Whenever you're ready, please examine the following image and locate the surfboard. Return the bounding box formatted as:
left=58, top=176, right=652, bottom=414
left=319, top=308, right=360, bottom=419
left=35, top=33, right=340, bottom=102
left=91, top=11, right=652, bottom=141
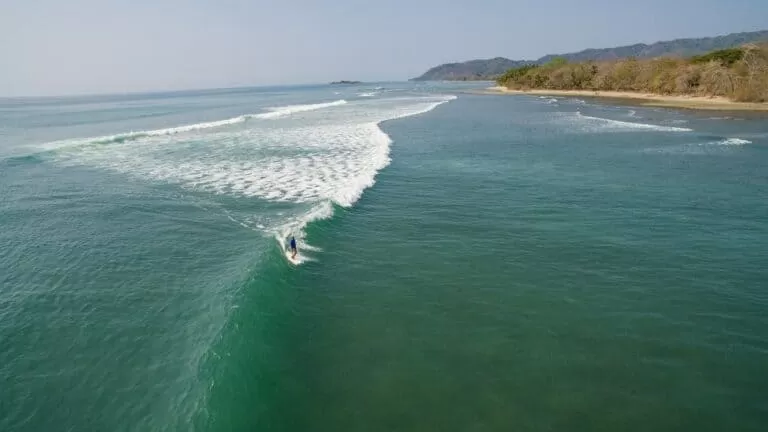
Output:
left=285, top=249, right=300, bottom=265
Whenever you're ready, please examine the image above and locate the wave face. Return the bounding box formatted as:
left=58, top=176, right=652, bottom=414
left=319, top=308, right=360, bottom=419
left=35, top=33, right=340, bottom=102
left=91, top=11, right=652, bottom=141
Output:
left=48, top=94, right=456, bottom=253
left=0, top=86, right=460, bottom=432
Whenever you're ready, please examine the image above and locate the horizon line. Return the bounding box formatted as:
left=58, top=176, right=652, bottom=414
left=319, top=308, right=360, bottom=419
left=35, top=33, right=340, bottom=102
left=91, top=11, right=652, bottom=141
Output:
left=0, top=79, right=405, bottom=101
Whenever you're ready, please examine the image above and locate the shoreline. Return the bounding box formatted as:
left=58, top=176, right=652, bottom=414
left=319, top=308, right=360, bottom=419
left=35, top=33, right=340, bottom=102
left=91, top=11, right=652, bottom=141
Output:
left=479, top=86, right=768, bottom=111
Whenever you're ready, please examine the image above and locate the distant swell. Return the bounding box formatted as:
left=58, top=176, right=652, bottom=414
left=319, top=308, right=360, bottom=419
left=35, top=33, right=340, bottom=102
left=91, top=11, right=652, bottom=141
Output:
left=42, top=116, right=252, bottom=149
left=35, top=100, right=349, bottom=150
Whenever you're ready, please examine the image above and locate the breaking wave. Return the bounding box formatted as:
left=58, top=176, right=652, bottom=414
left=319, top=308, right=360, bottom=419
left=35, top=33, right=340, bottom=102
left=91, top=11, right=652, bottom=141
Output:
left=35, top=100, right=349, bottom=149
left=719, top=138, right=752, bottom=145
left=254, top=99, right=347, bottom=119
left=48, top=94, right=456, bottom=263
left=568, top=112, right=693, bottom=132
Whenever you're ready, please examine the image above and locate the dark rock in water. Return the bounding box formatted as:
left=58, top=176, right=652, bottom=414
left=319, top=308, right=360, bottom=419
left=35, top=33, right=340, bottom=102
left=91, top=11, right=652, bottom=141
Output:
left=330, top=80, right=362, bottom=85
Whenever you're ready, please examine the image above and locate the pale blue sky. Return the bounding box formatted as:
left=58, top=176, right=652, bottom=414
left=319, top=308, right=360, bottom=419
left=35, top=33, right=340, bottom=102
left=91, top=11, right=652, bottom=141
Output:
left=1, top=0, right=766, bottom=96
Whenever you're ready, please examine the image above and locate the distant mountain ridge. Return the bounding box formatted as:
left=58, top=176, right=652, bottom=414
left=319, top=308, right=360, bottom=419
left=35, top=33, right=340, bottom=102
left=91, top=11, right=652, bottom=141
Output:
left=411, top=30, right=768, bottom=81
left=412, top=57, right=531, bottom=81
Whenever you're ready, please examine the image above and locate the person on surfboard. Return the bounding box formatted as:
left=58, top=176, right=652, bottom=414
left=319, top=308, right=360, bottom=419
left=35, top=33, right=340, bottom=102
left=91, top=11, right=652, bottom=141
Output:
left=290, top=236, right=297, bottom=259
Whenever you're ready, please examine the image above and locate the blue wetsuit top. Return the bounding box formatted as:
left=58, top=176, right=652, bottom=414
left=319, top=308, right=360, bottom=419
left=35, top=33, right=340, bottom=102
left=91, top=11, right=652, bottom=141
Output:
left=290, top=238, right=296, bottom=249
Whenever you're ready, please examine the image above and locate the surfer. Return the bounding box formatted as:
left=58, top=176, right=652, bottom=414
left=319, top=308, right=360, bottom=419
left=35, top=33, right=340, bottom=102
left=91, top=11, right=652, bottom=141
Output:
left=290, top=236, right=297, bottom=259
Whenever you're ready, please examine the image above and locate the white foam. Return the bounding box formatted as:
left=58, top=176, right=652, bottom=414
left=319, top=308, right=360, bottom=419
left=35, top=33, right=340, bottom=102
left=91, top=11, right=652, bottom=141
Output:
left=37, top=115, right=253, bottom=150
left=571, top=112, right=693, bottom=132
left=642, top=137, right=753, bottom=154
left=719, top=138, right=752, bottom=145
left=35, top=100, right=350, bottom=152
left=358, top=92, right=378, bottom=97
left=254, top=99, right=347, bottom=119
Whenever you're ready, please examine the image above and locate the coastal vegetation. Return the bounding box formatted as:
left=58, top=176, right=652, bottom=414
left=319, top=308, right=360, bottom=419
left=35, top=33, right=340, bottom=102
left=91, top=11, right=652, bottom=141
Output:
left=496, top=44, right=768, bottom=102
left=411, top=30, right=768, bottom=81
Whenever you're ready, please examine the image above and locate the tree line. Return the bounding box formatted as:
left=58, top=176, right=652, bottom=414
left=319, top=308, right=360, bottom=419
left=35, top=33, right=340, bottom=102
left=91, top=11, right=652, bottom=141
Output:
left=496, top=45, right=768, bottom=102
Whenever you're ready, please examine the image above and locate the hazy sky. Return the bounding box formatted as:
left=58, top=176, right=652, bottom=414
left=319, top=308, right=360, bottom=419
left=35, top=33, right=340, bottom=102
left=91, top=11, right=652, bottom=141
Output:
left=2, top=0, right=767, bottom=96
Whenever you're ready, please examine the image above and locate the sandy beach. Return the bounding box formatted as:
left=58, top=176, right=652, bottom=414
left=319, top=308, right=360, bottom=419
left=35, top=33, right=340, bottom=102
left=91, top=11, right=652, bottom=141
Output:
left=481, top=86, right=768, bottom=111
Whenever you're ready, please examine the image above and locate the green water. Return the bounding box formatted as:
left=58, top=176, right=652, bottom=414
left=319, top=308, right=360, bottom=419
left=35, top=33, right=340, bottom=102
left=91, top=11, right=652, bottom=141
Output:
left=1, top=86, right=767, bottom=431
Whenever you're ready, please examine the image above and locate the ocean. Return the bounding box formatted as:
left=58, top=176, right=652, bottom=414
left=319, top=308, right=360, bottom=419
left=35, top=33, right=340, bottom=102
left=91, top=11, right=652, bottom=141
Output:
left=1, top=83, right=767, bottom=431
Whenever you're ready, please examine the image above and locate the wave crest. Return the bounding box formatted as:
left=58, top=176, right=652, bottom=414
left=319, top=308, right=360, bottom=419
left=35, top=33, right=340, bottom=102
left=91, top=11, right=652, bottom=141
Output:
left=35, top=100, right=349, bottom=150
left=719, top=138, right=752, bottom=145
left=254, top=100, right=347, bottom=119
left=573, top=112, right=693, bottom=132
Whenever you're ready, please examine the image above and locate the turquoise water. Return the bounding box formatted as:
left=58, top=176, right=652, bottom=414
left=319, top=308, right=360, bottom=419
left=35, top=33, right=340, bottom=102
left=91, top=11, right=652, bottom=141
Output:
left=1, top=84, right=767, bottom=431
